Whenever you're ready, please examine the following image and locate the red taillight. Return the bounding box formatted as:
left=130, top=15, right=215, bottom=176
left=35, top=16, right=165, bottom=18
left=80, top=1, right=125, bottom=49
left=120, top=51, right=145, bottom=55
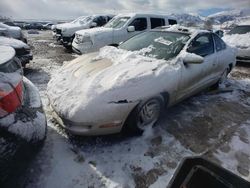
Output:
left=0, top=81, right=23, bottom=116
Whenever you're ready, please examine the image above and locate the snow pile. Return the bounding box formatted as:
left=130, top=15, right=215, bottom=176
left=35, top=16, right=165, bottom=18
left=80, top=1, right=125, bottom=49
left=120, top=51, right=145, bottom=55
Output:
left=223, top=33, right=250, bottom=48
left=0, top=45, right=15, bottom=64
left=48, top=46, right=180, bottom=122
left=214, top=120, right=250, bottom=181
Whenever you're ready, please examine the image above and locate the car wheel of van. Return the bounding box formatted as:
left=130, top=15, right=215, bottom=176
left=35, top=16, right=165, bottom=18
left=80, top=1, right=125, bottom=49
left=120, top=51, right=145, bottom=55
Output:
left=123, top=96, right=164, bottom=135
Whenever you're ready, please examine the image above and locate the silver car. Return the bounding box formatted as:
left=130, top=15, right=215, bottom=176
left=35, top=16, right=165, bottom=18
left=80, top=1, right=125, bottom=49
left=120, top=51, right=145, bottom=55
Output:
left=48, top=26, right=236, bottom=136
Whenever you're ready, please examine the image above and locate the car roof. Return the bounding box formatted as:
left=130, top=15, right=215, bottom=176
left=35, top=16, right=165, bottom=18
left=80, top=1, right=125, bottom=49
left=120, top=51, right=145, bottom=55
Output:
left=0, top=45, right=15, bottom=65
left=154, top=25, right=211, bottom=35
left=116, top=13, right=175, bottom=19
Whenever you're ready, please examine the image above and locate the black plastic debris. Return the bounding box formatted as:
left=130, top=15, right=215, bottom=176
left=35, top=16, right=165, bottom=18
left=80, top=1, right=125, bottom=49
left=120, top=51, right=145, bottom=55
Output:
left=167, top=157, right=250, bottom=188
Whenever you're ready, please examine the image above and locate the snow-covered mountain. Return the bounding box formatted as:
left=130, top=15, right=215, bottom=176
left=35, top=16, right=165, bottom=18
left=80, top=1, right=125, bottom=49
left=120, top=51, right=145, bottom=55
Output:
left=0, top=15, right=11, bottom=22
left=208, top=9, right=250, bottom=24
left=171, top=13, right=205, bottom=26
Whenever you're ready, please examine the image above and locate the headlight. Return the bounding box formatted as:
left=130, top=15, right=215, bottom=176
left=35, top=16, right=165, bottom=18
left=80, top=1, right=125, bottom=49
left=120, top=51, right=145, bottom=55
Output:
left=62, top=28, right=67, bottom=32
left=75, top=34, right=92, bottom=44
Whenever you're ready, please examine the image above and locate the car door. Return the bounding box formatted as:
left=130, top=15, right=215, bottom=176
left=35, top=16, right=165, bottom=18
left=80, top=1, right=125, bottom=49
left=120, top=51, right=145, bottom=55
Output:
left=213, top=33, right=229, bottom=78
left=176, top=33, right=216, bottom=101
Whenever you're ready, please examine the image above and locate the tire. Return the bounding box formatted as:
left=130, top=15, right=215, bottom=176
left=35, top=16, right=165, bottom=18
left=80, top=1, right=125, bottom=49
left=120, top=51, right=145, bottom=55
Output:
left=123, top=96, right=164, bottom=135
left=211, top=67, right=229, bottom=90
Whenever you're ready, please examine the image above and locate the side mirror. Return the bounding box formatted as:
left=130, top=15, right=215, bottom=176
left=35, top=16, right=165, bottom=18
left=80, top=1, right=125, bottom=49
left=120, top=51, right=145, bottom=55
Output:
left=127, top=26, right=135, bottom=32
left=215, top=30, right=224, bottom=38
left=183, top=52, right=204, bottom=64
left=90, top=22, right=97, bottom=28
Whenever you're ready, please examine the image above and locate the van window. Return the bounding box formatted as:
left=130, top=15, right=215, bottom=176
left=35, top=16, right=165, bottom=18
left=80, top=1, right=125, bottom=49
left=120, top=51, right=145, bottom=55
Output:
left=129, top=18, right=147, bottom=31
left=150, top=18, right=165, bottom=29
left=168, top=19, right=177, bottom=25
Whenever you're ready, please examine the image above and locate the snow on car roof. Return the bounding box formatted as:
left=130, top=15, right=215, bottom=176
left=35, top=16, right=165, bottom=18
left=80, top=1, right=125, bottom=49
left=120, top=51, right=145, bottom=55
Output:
left=155, top=25, right=210, bottom=35
left=0, top=45, right=15, bottom=65
left=116, top=13, right=173, bottom=18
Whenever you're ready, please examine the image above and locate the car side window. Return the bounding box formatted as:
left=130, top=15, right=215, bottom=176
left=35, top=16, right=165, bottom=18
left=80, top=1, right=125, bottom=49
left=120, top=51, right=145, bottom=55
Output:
left=150, top=18, right=165, bottom=29
left=168, top=19, right=177, bottom=25
left=187, top=33, right=214, bottom=57
left=129, top=18, right=147, bottom=31
left=213, top=34, right=226, bottom=52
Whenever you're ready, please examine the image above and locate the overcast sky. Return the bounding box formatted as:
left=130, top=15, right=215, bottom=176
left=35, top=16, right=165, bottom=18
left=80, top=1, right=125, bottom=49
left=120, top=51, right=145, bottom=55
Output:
left=0, top=0, right=250, bottom=20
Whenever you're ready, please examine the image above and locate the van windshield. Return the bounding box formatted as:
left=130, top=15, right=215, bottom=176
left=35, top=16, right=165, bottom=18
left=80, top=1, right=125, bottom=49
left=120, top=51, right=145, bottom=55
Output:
left=104, top=17, right=130, bottom=29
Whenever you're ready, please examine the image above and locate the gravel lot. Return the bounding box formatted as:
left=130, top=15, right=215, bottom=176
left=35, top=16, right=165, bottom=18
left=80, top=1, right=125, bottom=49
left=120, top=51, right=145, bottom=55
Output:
left=16, top=30, right=250, bottom=188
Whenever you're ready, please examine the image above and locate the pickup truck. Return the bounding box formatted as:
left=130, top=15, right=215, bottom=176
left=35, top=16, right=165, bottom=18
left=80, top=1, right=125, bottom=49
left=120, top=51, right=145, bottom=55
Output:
left=72, top=13, right=177, bottom=54
left=54, top=15, right=114, bottom=49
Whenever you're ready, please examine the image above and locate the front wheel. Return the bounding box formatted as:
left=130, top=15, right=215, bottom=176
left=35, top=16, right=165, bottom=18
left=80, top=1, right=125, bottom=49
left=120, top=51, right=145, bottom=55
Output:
left=123, top=96, right=164, bottom=134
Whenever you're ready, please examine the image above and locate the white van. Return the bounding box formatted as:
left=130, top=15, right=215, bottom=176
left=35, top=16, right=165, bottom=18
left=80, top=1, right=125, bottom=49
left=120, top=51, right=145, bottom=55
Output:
left=54, top=15, right=114, bottom=49
left=72, top=13, right=177, bottom=54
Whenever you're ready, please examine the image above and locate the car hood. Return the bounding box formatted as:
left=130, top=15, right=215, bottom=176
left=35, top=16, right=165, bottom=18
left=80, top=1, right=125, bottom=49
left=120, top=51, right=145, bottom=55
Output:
left=47, top=46, right=180, bottom=121
left=75, top=27, right=113, bottom=37
left=223, top=33, right=250, bottom=48
left=61, top=23, right=90, bottom=35
left=0, top=36, right=28, bottom=49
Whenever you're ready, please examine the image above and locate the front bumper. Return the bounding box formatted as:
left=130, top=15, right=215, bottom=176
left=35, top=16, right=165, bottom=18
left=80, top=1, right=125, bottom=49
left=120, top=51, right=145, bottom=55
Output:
left=49, top=99, right=138, bottom=136
left=50, top=105, right=123, bottom=136
left=17, top=52, right=33, bottom=67
left=0, top=77, right=47, bottom=142
left=61, top=36, right=73, bottom=47
left=72, top=39, right=96, bottom=54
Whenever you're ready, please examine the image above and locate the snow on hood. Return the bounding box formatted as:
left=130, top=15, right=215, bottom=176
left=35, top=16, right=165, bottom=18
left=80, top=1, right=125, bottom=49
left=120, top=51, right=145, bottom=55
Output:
left=60, top=22, right=89, bottom=30
left=223, top=33, right=250, bottom=48
left=48, top=46, right=180, bottom=121
left=75, top=27, right=113, bottom=36
left=0, top=36, right=28, bottom=49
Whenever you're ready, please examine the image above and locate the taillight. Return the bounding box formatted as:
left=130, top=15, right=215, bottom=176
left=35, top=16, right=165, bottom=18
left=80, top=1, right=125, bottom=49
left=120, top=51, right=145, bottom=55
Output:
left=0, top=81, right=23, bottom=117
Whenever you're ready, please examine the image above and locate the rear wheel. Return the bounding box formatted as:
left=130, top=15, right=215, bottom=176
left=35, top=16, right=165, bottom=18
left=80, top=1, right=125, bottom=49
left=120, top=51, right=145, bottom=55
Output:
left=123, top=96, right=164, bottom=134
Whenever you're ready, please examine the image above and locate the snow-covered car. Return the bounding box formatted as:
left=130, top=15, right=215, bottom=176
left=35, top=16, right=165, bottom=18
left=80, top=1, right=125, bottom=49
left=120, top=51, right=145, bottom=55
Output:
left=0, top=46, right=47, bottom=184
left=0, top=36, right=33, bottom=67
left=48, top=26, right=236, bottom=136
left=0, top=22, right=27, bottom=43
left=72, top=13, right=178, bottom=54
left=55, top=15, right=114, bottom=49
left=43, top=23, right=53, bottom=30
left=223, top=25, right=250, bottom=63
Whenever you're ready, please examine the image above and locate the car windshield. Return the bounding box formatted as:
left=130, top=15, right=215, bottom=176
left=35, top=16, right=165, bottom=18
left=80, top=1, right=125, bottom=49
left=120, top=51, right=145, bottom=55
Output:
left=119, top=31, right=190, bottom=61
left=228, top=25, right=250, bottom=34
left=72, top=16, right=91, bottom=24
left=104, top=17, right=130, bottom=29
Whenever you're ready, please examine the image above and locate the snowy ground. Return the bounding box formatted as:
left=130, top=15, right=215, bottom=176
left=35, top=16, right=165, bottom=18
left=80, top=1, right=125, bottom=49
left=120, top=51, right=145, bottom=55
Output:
left=17, top=30, right=250, bottom=188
